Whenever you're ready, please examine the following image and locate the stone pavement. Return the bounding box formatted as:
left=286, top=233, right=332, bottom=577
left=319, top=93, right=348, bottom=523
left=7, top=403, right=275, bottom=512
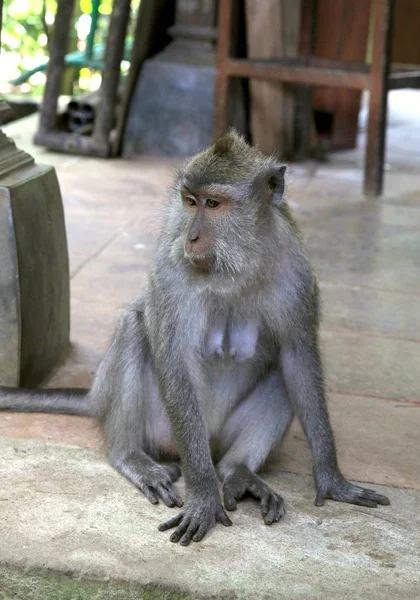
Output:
left=0, top=91, right=419, bottom=598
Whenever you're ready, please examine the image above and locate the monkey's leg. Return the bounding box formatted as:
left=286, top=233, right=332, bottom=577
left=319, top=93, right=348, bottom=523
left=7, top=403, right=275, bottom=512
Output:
left=96, top=303, right=183, bottom=508
left=217, top=371, right=292, bottom=525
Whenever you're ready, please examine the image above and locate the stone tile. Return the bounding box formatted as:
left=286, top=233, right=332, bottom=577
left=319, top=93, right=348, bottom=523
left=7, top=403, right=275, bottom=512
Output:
left=70, top=225, right=155, bottom=306
left=383, top=173, right=420, bottom=203
left=319, top=282, right=420, bottom=341
left=296, top=198, right=420, bottom=230
left=272, top=393, right=420, bottom=490
left=46, top=342, right=99, bottom=388
left=300, top=214, right=420, bottom=292
left=70, top=298, right=118, bottom=353
left=65, top=213, right=121, bottom=277
left=321, top=330, right=420, bottom=402
left=303, top=211, right=420, bottom=263
left=0, top=413, right=101, bottom=448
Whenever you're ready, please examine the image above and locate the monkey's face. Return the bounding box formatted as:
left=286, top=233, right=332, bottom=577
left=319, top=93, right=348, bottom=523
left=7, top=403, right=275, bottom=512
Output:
left=167, top=130, right=287, bottom=282
left=170, top=182, right=269, bottom=280
left=181, top=188, right=231, bottom=270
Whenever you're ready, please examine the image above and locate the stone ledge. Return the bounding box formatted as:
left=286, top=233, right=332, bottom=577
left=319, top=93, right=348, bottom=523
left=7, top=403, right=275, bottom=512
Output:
left=0, top=436, right=419, bottom=599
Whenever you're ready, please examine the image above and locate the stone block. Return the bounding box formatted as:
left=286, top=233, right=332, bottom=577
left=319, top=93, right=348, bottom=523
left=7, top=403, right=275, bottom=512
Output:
left=0, top=130, right=70, bottom=387
left=122, top=60, right=246, bottom=158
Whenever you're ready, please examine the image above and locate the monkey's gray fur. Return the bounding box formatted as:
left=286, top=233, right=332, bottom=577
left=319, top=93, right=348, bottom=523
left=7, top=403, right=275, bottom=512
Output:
left=0, top=130, right=389, bottom=545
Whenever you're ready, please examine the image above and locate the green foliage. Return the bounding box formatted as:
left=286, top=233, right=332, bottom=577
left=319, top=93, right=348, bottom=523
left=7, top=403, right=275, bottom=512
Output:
left=1, top=0, right=140, bottom=99
left=2, top=0, right=57, bottom=96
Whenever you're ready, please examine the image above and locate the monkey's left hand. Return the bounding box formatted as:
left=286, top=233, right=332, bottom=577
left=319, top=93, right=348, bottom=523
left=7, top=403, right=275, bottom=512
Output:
left=315, top=470, right=390, bottom=508
left=158, top=491, right=232, bottom=545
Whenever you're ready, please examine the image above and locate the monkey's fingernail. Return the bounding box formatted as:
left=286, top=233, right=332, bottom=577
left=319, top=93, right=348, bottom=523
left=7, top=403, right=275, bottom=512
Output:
left=229, top=348, right=236, bottom=358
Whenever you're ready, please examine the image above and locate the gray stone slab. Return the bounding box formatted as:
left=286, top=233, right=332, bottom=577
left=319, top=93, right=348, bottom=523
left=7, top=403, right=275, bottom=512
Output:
left=0, top=126, right=70, bottom=387
left=0, top=192, right=20, bottom=385
left=0, top=437, right=419, bottom=600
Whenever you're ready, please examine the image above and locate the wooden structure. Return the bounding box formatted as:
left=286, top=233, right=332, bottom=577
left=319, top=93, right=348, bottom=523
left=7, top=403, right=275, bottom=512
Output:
left=214, top=0, right=420, bottom=196
left=34, top=0, right=132, bottom=156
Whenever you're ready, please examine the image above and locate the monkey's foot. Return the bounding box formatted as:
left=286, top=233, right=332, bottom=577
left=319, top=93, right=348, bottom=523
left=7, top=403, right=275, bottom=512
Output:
left=222, top=465, right=285, bottom=525
left=119, top=457, right=183, bottom=508
left=315, top=472, right=390, bottom=508
left=158, top=492, right=232, bottom=545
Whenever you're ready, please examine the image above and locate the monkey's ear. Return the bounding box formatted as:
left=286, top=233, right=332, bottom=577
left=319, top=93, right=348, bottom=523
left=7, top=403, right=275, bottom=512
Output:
left=254, top=165, right=286, bottom=207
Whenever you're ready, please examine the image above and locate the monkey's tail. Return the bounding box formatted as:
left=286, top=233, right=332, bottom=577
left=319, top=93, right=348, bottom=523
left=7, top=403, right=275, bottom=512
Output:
left=0, top=387, right=93, bottom=417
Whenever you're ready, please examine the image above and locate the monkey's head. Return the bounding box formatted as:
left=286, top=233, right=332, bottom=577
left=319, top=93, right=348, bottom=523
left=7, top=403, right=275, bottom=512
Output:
left=168, top=129, right=287, bottom=285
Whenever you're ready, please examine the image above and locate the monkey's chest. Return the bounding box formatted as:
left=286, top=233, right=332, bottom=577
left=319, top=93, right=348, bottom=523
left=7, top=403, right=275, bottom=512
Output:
left=204, top=317, right=259, bottom=363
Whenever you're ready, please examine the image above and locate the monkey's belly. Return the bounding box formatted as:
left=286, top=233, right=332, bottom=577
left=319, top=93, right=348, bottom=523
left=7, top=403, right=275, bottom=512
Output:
left=204, top=320, right=259, bottom=363
left=146, top=349, right=268, bottom=449
left=204, top=354, right=268, bottom=435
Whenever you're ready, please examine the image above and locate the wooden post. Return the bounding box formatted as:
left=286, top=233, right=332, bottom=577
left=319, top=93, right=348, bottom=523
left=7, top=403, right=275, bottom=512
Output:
left=214, top=0, right=233, bottom=139
left=37, top=0, right=74, bottom=133
left=93, top=0, right=132, bottom=147
left=364, top=0, right=393, bottom=196
left=245, top=0, right=301, bottom=157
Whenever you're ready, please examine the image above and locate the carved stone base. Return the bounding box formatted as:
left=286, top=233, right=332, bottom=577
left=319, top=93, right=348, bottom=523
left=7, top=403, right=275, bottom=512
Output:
left=122, top=59, right=246, bottom=158
left=0, top=127, right=70, bottom=387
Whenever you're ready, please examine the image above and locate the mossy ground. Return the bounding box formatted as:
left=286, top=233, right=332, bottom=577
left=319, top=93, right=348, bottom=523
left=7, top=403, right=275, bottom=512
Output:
left=0, top=566, right=205, bottom=600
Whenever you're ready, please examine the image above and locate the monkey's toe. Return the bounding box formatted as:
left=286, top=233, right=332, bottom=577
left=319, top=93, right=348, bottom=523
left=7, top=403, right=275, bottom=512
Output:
left=262, top=492, right=285, bottom=525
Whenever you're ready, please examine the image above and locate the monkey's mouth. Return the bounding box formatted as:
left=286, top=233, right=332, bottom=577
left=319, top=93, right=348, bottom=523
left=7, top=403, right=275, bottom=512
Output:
left=187, top=254, right=214, bottom=269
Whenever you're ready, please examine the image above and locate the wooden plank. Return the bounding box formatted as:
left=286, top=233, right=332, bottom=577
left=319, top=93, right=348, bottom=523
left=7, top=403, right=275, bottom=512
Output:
left=225, top=58, right=370, bottom=89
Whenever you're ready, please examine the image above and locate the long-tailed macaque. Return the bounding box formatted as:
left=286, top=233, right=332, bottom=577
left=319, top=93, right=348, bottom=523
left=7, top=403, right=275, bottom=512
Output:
left=0, top=130, right=390, bottom=545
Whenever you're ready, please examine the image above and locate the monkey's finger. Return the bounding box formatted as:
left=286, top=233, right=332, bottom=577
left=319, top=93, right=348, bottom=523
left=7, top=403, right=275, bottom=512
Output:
left=223, top=490, right=238, bottom=511
left=193, top=524, right=208, bottom=542
left=216, top=507, right=233, bottom=527
left=260, top=490, right=271, bottom=517
left=263, top=493, right=285, bottom=525
left=342, top=495, right=377, bottom=508
left=156, top=485, right=175, bottom=508
left=163, top=463, right=182, bottom=483
left=156, top=483, right=183, bottom=508
left=315, top=491, right=326, bottom=506
left=354, top=488, right=390, bottom=506
left=180, top=523, right=200, bottom=546
left=142, top=486, right=159, bottom=505
left=158, top=513, right=183, bottom=532
left=170, top=518, right=191, bottom=543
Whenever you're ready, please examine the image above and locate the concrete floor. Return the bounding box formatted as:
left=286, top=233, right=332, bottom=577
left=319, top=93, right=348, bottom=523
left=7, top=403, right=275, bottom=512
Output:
left=0, top=91, right=419, bottom=598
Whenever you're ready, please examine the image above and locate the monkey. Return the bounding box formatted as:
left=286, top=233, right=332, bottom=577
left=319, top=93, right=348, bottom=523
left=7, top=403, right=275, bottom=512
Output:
left=0, top=130, right=390, bottom=546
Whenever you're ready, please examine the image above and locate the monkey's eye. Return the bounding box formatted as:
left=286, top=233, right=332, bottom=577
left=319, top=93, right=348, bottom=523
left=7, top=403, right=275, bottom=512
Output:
left=185, top=196, right=197, bottom=207
left=206, top=199, right=220, bottom=209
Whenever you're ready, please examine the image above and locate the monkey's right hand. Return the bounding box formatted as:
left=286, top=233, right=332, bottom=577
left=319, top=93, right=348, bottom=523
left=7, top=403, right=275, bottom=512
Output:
left=158, top=491, right=232, bottom=545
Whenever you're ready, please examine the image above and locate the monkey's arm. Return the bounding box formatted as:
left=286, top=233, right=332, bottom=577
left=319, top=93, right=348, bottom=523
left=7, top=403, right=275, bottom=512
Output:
left=281, top=330, right=390, bottom=508
left=152, top=336, right=232, bottom=545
